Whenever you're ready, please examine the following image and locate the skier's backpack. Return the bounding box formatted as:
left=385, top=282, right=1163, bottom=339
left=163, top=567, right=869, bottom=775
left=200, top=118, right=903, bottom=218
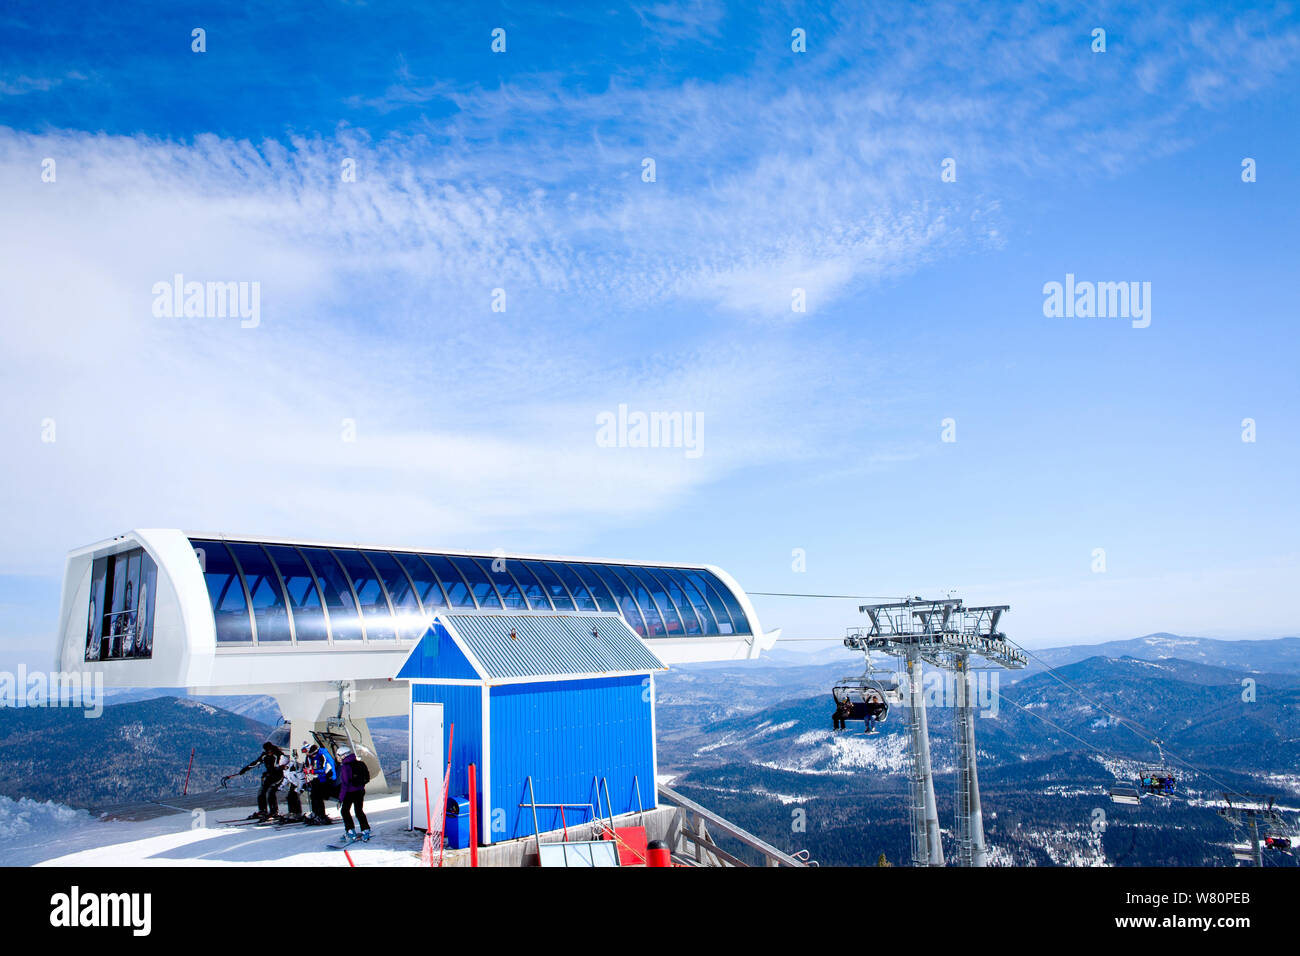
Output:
left=353, top=758, right=371, bottom=787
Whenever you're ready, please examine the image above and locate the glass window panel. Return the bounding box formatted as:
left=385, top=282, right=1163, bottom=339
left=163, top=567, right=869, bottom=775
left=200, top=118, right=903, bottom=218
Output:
left=448, top=556, right=502, bottom=608
left=136, top=552, right=157, bottom=659
left=587, top=565, right=647, bottom=636
left=685, top=570, right=735, bottom=635
left=630, top=567, right=692, bottom=636
left=104, top=552, right=131, bottom=657
left=299, top=547, right=363, bottom=641
left=191, top=540, right=253, bottom=644
left=700, top=571, right=751, bottom=635
left=422, top=554, right=476, bottom=608
left=661, top=568, right=721, bottom=636
left=111, top=551, right=143, bottom=659
left=521, top=560, right=572, bottom=610
left=545, top=561, right=596, bottom=610
left=565, top=562, right=616, bottom=612
left=646, top=567, right=702, bottom=636
left=506, top=560, right=553, bottom=610
left=394, top=552, right=447, bottom=610
left=603, top=565, right=665, bottom=636
left=226, top=543, right=292, bottom=644
left=367, top=551, right=427, bottom=640
left=263, top=545, right=328, bottom=643
left=477, top=557, right=527, bottom=609
left=85, top=556, right=108, bottom=661
left=334, top=549, right=397, bottom=641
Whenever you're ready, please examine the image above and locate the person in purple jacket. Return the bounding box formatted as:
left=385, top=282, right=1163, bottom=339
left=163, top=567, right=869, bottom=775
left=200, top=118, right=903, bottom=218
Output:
left=335, top=745, right=371, bottom=843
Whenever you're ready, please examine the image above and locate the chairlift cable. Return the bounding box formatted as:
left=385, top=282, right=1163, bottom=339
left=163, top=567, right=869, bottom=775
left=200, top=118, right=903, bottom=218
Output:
left=748, top=592, right=908, bottom=600
left=997, top=694, right=1130, bottom=766
left=1004, top=638, right=1238, bottom=795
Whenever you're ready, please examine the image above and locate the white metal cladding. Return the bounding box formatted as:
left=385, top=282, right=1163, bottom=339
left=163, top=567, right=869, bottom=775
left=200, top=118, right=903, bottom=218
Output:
left=442, top=611, right=666, bottom=681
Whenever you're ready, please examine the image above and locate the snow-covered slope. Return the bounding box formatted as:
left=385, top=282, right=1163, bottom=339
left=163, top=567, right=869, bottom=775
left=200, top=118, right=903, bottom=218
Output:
left=2, top=793, right=423, bottom=867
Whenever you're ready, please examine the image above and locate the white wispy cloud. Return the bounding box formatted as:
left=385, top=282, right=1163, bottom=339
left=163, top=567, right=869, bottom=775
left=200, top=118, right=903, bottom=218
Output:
left=2, top=1, right=1297, bottom=576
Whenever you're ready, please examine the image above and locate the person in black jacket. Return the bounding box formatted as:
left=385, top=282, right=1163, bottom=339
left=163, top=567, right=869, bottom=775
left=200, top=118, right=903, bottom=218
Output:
left=832, top=694, right=852, bottom=731
left=235, top=742, right=286, bottom=820
left=864, top=698, right=887, bottom=734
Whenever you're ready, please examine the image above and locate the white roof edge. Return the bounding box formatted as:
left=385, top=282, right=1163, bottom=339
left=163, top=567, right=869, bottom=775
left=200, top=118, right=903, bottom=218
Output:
left=704, top=563, right=766, bottom=658
left=175, top=529, right=740, bottom=574
left=485, top=667, right=667, bottom=685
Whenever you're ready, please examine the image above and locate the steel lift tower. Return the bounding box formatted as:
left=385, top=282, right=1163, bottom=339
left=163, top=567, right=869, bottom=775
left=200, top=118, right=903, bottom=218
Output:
left=846, top=598, right=1026, bottom=867
left=1218, top=793, right=1284, bottom=867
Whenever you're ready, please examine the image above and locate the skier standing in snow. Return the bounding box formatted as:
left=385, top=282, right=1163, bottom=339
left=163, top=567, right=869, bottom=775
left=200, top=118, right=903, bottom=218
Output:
left=234, top=741, right=287, bottom=821
left=282, top=749, right=306, bottom=821
left=303, top=742, right=337, bottom=824
left=335, top=745, right=371, bottom=843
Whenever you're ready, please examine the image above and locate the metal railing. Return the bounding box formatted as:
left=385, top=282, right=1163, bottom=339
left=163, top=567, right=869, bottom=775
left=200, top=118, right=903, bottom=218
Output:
left=657, top=783, right=812, bottom=867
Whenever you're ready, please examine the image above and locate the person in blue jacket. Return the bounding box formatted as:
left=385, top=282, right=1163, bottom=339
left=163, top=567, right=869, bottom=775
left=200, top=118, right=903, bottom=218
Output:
left=303, top=742, right=337, bottom=824
left=335, top=745, right=370, bottom=843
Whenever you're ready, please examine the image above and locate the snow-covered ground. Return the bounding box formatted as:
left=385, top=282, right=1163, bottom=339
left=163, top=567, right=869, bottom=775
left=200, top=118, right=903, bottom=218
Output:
left=1, top=793, right=425, bottom=867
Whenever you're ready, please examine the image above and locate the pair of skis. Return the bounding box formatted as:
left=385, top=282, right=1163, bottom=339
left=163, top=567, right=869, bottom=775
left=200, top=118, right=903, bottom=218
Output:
left=216, top=814, right=305, bottom=828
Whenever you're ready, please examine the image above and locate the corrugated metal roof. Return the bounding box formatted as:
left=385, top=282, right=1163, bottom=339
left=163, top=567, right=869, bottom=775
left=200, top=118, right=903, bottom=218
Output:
left=442, top=612, right=666, bottom=680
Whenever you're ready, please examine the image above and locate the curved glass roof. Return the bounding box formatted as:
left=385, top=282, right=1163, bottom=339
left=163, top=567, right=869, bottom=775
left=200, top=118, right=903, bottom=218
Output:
left=188, top=537, right=751, bottom=647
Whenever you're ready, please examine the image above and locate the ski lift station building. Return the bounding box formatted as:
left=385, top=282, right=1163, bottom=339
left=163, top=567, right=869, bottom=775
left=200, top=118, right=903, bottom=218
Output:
left=52, top=529, right=780, bottom=800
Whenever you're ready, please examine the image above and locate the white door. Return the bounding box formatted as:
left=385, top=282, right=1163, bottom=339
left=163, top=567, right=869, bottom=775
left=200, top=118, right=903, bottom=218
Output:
left=409, top=702, right=445, bottom=831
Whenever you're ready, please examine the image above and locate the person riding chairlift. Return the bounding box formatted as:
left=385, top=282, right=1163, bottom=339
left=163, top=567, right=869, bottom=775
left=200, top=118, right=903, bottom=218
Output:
left=832, top=693, right=853, bottom=731
left=863, top=697, right=887, bottom=734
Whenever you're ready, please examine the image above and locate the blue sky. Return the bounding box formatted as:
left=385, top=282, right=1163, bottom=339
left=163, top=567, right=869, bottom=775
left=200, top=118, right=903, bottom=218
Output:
left=1, top=1, right=1298, bottom=665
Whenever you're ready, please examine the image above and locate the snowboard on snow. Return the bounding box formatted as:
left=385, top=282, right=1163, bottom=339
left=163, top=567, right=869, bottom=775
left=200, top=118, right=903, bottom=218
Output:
left=326, top=836, right=371, bottom=849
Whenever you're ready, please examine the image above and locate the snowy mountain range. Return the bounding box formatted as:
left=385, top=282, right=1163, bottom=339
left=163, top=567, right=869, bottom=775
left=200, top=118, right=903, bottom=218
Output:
left=654, top=635, right=1300, bottom=866
left=0, top=633, right=1296, bottom=866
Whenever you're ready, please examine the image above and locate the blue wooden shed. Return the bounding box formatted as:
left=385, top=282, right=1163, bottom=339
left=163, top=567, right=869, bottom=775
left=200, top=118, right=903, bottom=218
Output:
left=395, top=610, right=667, bottom=845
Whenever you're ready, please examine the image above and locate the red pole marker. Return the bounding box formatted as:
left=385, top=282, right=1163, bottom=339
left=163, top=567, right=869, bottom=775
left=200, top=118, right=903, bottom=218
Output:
left=344, top=849, right=356, bottom=867
left=468, top=763, right=478, bottom=868
left=183, top=747, right=195, bottom=796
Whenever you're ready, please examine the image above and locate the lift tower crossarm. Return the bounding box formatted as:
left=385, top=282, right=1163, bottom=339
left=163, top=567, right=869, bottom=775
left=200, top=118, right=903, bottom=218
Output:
left=848, top=599, right=1025, bottom=670
left=1218, top=793, right=1283, bottom=868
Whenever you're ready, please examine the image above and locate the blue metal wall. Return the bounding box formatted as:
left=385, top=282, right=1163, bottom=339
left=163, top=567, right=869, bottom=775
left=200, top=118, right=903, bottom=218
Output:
left=488, top=675, right=655, bottom=841
left=411, top=682, right=483, bottom=838
left=396, top=622, right=482, bottom=681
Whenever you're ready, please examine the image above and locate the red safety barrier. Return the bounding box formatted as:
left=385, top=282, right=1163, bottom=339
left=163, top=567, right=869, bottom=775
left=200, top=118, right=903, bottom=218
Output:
left=601, top=825, right=649, bottom=866
left=468, top=763, right=479, bottom=868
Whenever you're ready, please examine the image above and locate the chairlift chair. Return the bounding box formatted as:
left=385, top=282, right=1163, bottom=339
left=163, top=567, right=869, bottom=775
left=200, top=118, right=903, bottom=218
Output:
left=831, top=679, right=895, bottom=727
left=1136, top=741, right=1176, bottom=796
left=1108, top=784, right=1142, bottom=806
